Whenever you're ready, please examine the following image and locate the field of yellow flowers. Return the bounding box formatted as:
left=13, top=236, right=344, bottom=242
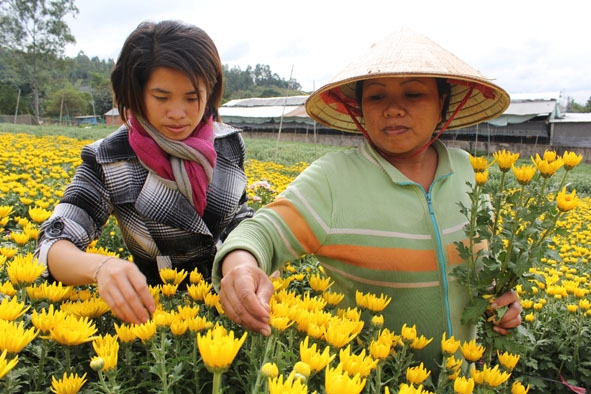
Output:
left=0, top=131, right=590, bottom=393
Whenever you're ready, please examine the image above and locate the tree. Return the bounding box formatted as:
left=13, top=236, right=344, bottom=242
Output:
left=0, top=0, right=78, bottom=124
left=44, top=83, right=90, bottom=120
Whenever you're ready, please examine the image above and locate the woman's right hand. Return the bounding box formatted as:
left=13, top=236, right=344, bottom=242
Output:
left=218, top=250, right=274, bottom=336
left=95, top=258, right=156, bottom=325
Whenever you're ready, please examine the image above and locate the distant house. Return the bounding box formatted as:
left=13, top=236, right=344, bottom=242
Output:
left=74, top=115, right=101, bottom=127
left=104, top=108, right=123, bottom=127
left=219, top=92, right=591, bottom=161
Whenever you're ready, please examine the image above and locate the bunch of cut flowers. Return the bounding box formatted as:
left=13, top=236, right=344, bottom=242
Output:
left=453, top=149, right=583, bottom=359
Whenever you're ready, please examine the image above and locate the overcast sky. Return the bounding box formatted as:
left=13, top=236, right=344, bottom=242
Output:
left=64, top=0, right=591, bottom=104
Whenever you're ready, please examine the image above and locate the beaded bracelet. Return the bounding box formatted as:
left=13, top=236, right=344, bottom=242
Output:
left=93, top=256, right=115, bottom=283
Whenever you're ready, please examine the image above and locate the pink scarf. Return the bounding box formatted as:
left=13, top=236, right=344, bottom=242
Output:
left=128, top=115, right=217, bottom=216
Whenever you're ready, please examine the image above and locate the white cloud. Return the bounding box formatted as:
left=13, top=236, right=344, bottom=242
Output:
left=65, top=0, right=591, bottom=104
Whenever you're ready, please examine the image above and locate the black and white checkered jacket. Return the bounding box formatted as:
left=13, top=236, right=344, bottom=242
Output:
left=36, top=123, right=253, bottom=284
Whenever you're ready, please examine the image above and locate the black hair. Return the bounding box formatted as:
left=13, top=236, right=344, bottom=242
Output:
left=110, top=20, right=223, bottom=123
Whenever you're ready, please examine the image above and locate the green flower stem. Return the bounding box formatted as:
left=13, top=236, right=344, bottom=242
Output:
left=250, top=332, right=276, bottom=394
left=157, top=330, right=170, bottom=394
left=466, top=182, right=483, bottom=299
left=34, top=337, right=49, bottom=391
left=557, top=168, right=570, bottom=192
left=97, top=370, right=116, bottom=394
left=537, top=176, right=549, bottom=202
left=64, top=346, right=72, bottom=372
left=212, top=371, right=223, bottom=394
left=530, top=211, right=562, bottom=252
left=192, top=334, right=200, bottom=390
left=499, top=183, right=526, bottom=293
left=492, top=170, right=507, bottom=237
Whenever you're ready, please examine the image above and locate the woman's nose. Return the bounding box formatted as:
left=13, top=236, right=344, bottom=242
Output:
left=167, top=107, right=185, bottom=119
left=384, top=99, right=405, bottom=118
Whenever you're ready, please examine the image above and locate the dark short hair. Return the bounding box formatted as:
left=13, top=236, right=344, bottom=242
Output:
left=110, top=20, right=223, bottom=124
left=355, top=78, right=451, bottom=124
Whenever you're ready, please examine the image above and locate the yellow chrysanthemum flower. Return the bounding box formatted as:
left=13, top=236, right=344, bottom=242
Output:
left=0, top=350, right=18, bottom=379
left=10, top=231, right=30, bottom=246
left=197, top=324, right=247, bottom=373
left=60, top=298, right=110, bottom=319
left=493, top=149, right=520, bottom=172
left=0, top=296, right=29, bottom=321
left=28, top=206, right=52, bottom=223
left=169, top=317, right=189, bottom=336
left=114, top=323, right=137, bottom=343
left=31, top=304, right=67, bottom=334
left=410, top=335, right=433, bottom=350
left=400, top=323, right=418, bottom=343
left=405, top=362, right=431, bottom=385
left=189, top=269, right=203, bottom=283
left=270, top=315, right=294, bottom=331
left=460, top=338, right=485, bottom=363
left=186, top=281, right=212, bottom=301
left=261, top=362, right=279, bottom=378
left=512, top=164, right=537, bottom=185
left=268, top=372, right=307, bottom=394
left=468, top=154, right=491, bottom=172
left=186, top=315, right=212, bottom=333
left=446, top=355, right=464, bottom=375
left=0, top=247, right=17, bottom=259
left=453, top=376, right=475, bottom=394
left=46, top=315, right=98, bottom=346
left=26, top=281, right=72, bottom=303
left=0, top=319, right=39, bottom=353
left=131, top=319, right=157, bottom=342
left=497, top=350, right=520, bottom=370
left=322, top=291, right=344, bottom=307
left=532, top=153, right=564, bottom=178
left=159, top=267, right=188, bottom=285
left=50, top=372, right=87, bottom=394
left=368, top=337, right=392, bottom=360
left=511, top=380, right=531, bottom=394
left=339, top=345, right=378, bottom=378
left=0, top=281, right=16, bottom=297
left=556, top=187, right=580, bottom=212
left=355, top=290, right=392, bottom=313
left=481, top=363, right=511, bottom=387
left=92, top=334, right=119, bottom=371
left=371, top=314, right=384, bottom=328
left=160, top=283, right=179, bottom=297
left=0, top=206, right=14, bottom=219
left=325, top=363, right=366, bottom=394
left=294, top=361, right=311, bottom=380
left=441, top=332, right=461, bottom=356
left=474, top=169, right=488, bottom=186
left=308, top=273, right=333, bottom=292
left=323, top=317, right=362, bottom=349
left=6, top=253, right=46, bottom=286
left=562, top=151, right=583, bottom=170
left=299, top=336, right=335, bottom=373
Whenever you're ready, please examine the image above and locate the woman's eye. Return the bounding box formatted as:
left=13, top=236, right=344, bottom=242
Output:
left=365, top=94, right=383, bottom=101
left=406, top=92, right=423, bottom=98
left=154, top=96, right=167, bottom=101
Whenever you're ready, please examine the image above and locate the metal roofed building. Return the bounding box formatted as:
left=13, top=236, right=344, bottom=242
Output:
left=219, top=92, right=590, bottom=160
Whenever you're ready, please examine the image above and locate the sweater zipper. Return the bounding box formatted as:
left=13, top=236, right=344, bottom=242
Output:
left=425, top=190, right=453, bottom=335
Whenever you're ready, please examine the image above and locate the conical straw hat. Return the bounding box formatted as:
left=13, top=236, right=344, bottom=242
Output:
left=305, top=28, right=510, bottom=133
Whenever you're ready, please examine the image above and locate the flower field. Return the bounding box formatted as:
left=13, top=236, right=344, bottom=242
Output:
left=0, top=131, right=590, bottom=393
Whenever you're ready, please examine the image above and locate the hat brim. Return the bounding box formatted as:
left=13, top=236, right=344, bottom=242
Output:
left=305, top=29, right=510, bottom=134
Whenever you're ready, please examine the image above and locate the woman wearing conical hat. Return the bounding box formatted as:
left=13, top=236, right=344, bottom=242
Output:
left=213, top=29, right=522, bottom=372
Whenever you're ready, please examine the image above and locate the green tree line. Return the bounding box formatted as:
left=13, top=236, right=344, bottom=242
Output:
left=0, top=0, right=305, bottom=124
left=1, top=0, right=588, bottom=125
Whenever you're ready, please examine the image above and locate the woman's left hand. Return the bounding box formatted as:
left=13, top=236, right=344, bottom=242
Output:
left=491, top=289, right=522, bottom=335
